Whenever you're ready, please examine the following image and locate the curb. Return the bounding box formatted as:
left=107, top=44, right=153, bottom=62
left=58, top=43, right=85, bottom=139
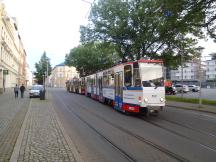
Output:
left=166, top=104, right=216, bottom=114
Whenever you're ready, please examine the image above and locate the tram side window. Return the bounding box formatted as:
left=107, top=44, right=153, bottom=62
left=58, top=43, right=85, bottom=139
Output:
left=103, top=72, right=108, bottom=87
left=98, top=77, right=102, bottom=89
left=108, top=70, right=114, bottom=86
left=87, top=77, right=90, bottom=86
left=93, top=77, right=96, bottom=86
left=114, top=74, right=118, bottom=93
left=133, top=68, right=141, bottom=87
left=82, top=78, right=85, bottom=86
left=124, top=65, right=132, bottom=87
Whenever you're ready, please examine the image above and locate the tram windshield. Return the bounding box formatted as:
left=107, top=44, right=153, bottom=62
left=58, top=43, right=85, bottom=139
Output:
left=139, top=63, right=164, bottom=87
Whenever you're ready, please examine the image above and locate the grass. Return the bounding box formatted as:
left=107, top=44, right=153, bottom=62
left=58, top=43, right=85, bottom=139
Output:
left=166, top=95, right=216, bottom=106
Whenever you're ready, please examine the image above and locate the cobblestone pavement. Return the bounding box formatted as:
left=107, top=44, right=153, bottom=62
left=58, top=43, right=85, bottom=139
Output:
left=0, top=90, right=30, bottom=162
left=13, top=92, right=78, bottom=162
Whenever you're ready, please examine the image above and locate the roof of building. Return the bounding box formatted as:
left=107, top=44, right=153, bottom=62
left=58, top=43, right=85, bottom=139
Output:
left=52, top=62, right=65, bottom=70
left=56, top=62, right=65, bottom=66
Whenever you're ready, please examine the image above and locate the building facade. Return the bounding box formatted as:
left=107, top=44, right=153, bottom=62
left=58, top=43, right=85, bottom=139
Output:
left=49, top=63, right=79, bottom=88
left=205, top=59, right=216, bottom=87
left=205, top=60, right=216, bottom=80
left=0, top=2, right=27, bottom=93
left=170, top=58, right=216, bottom=87
left=25, top=63, right=33, bottom=87
left=170, top=59, right=205, bottom=85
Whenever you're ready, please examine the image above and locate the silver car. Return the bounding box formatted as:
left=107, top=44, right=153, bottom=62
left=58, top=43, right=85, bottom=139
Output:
left=174, top=84, right=189, bottom=93
left=29, top=85, right=44, bottom=98
left=188, top=85, right=200, bottom=92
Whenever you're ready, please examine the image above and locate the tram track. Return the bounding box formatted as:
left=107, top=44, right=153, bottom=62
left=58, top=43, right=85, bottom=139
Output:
left=140, top=117, right=216, bottom=152
left=164, top=106, right=216, bottom=137
left=56, top=93, right=190, bottom=162
left=156, top=116, right=216, bottom=138
left=53, top=93, right=137, bottom=162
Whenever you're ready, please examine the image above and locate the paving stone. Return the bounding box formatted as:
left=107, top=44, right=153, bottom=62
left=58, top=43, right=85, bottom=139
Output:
left=0, top=90, right=30, bottom=161
left=16, top=93, right=76, bottom=162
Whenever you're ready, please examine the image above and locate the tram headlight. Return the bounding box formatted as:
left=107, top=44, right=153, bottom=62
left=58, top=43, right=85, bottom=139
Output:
left=144, top=98, right=148, bottom=103
left=160, top=97, right=165, bottom=102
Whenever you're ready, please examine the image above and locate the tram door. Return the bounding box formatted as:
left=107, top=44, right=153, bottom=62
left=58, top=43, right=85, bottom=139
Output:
left=114, top=72, right=123, bottom=110
left=98, top=76, right=103, bottom=99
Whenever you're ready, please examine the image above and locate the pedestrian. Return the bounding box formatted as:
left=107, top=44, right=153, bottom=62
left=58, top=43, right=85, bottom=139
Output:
left=20, top=84, right=26, bottom=98
left=14, top=84, right=19, bottom=98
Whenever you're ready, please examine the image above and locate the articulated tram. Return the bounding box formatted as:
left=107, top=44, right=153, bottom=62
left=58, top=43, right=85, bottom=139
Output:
left=66, top=59, right=165, bottom=115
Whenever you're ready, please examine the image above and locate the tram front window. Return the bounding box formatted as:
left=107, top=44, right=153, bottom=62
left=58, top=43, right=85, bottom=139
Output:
left=142, top=78, right=164, bottom=87
left=139, top=63, right=164, bottom=87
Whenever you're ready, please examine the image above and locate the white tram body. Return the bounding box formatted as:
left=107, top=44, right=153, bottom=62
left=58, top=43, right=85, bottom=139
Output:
left=68, top=59, right=165, bottom=115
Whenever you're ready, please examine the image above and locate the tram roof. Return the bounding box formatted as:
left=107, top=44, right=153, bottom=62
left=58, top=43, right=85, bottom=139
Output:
left=82, top=59, right=163, bottom=78
left=116, top=59, right=163, bottom=66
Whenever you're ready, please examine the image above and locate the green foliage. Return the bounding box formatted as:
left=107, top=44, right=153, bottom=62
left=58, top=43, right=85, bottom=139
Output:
left=80, top=0, right=215, bottom=68
left=34, top=51, right=52, bottom=84
left=65, top=42, right=120, bottom=76
left=166, top=96, right=216, bottom=106
left=210, top=53, right=216, bottom=60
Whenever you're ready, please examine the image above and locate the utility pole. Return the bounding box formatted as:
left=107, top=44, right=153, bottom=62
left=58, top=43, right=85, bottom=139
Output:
left=46, top=60, right=48, bottom=87
left=181, top=50, right=184, bottom=97
left=198, top=61, right=202, bottom=108
left=197, top=47, right=204, bottom=108
left=43, top=74, right=45, bottom=91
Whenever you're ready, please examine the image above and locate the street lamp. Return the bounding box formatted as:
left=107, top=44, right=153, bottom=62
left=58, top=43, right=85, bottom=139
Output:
left=43, top=74, right=45, bottom=90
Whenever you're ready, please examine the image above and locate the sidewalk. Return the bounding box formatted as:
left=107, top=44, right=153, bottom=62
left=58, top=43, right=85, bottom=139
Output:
left=10, top=91, right=82, bottom=162
left=0, top=89, right=29, bottom=162
left=166, top=101, right=216, bottom=114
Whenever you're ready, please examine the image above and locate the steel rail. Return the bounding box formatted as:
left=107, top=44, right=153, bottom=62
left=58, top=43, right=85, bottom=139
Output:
left=61, top=94, right=190, bottom=162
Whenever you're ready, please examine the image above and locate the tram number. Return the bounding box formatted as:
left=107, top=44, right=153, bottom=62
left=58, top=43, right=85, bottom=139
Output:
left=152, top=95, right=157, bottom=97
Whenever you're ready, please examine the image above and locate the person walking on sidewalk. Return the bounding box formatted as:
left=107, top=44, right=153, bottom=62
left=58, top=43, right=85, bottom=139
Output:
left=20, top=84, right=26, bottom=98
left=14, top=84, right=19, bottom=98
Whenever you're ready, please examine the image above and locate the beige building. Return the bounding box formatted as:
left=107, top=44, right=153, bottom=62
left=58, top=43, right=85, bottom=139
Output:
left=49, top=63, right=79, bottom=88
left=25, top=63, right=33, bottom=87
left=0, top=2, right=27, bottom=93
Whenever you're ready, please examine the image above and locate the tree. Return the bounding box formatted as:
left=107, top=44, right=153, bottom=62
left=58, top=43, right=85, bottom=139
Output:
left=34, top=52, right=52, bottom=84
left=65, top=42, right=119, bottom=76
left=80, top=0, right=215, bottom=68
left=210, top=53, right=216, bottom=60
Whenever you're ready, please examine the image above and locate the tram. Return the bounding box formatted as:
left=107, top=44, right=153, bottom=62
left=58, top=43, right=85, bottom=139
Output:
left=67, top=59, right=165, bottom=115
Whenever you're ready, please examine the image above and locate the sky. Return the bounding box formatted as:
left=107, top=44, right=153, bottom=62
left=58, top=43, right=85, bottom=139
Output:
left=3, top=0, right=93, bottom=71
left=3, top=0, right=216, bottom=71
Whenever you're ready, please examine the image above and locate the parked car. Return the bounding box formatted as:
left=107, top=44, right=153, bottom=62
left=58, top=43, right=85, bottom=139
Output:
left=188, top=85, right=200, bottom=92
left=29, top=85, right=44, bottom=98
left=174, top=84, right=189, bottom=93
left=165, top=86, right=177, bottom=95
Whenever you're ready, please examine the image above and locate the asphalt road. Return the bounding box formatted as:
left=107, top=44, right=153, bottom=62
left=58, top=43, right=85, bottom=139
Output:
left=51, top=88, right=216, bottom=162
left=175, top=88, right=216, bottom=100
